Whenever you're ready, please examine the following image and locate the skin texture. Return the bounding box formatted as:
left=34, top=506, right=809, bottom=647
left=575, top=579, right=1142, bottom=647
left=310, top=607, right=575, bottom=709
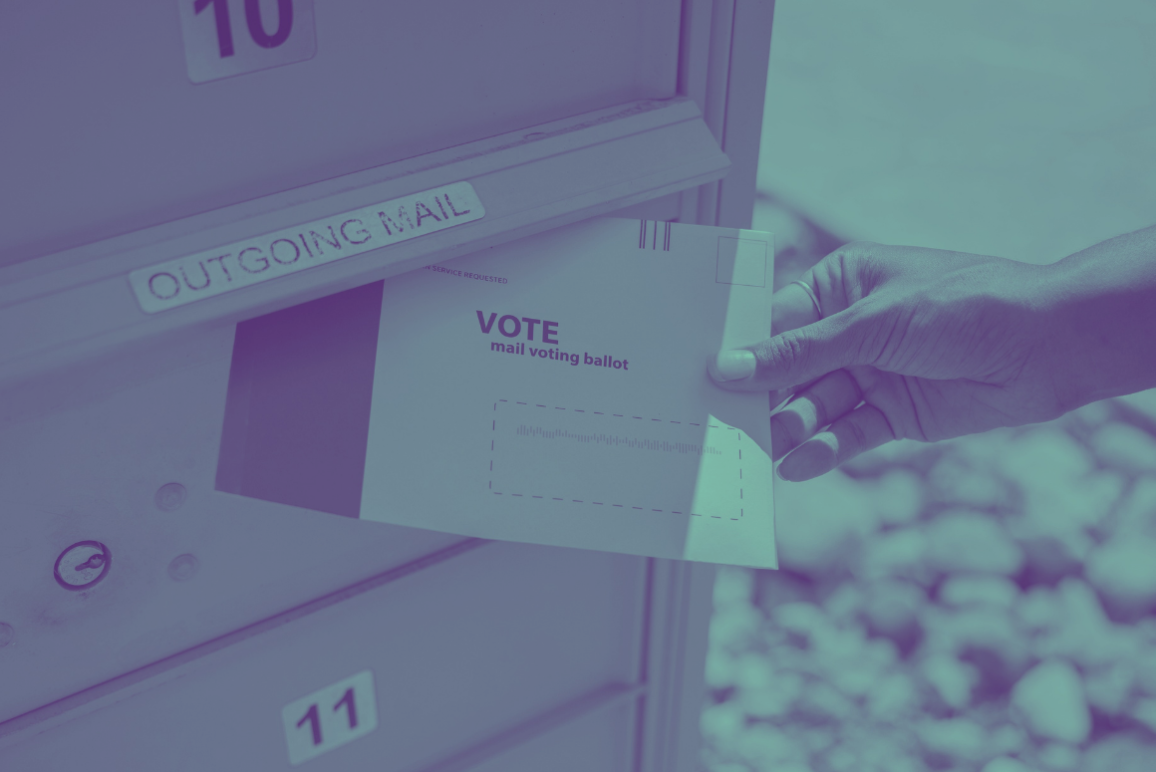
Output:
left=708, top=226, right=1156, bottom=482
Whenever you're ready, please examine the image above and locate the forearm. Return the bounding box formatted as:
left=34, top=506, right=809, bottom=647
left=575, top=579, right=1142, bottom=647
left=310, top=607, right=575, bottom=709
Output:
left=1041, top=224, right=1156, bottom=409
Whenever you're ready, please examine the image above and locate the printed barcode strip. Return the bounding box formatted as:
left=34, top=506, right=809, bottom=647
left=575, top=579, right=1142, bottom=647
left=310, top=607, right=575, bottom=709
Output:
left=637, top=220, right=673, bottom=251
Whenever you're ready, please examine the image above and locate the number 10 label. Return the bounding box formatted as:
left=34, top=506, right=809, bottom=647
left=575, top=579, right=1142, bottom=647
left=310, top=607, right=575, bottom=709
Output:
left=178, top=0, right=317, bottom=84
left=281, top=670, right=378, bottom=766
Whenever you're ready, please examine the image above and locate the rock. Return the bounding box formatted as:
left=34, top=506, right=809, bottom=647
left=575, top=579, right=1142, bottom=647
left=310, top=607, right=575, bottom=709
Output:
left=854, top=734, right=924, bottom=772
left=1083, top=661, right=1135, bottom=715
left=699, top=700, right=746, bottom=746
left=752, top=568, right=811, bottom=614
left=704, top=645, right=737, bottom=689
left=988, top=724, right=1028, bottom=757
left=734, top=723, right=807, bottom=768
left=945, top=427, right=1017, bottom=471
left=802, top=726, right=835, bottom=754
left=862, top=579, right=925, bottom=654
left=831, top=637, right=895, bottom=698
left=1038, top=742, right=1081, bottom=771
left=867, top=468, right=924, bottom=525
left=943, top=606, right=1032, bottom=694
left=1131, top=645, right=1156, bottom=697
left=1017, top=533, right=1084, bottom=585
left=927, top=452, right=1010, bottom=509
left=998, top=427, right=1121, bottom=540
left=1072, top=399, right=1114, bottom=426
left=842, top=436, right=931, bottom=472
left=1115, top=389, right=1156, bottom=422
left=732, top=652, right=774, bottom=692
left=996, top=426, right=1092, bottom=486
left=824, top=743, right=858, bottom=772
left=822, top=581, right=864, bottom=624
left=1111, top=475, right=1156, bottom=539
left=1085, top=535, right=1156, bottom=620
left=1128, top=696, right=1156, bottom=734
left=920, top=652, right=978, bottom=710
left=939, top=575, right=1019, bottom=607
left=793, top=680, right=855, bottom=722
left=811, top=617, right=868, bottom=666
left=713, top=565, right=755, bottom=606
left=982, top=758, right=1032, bottom=772
left=857, top=527, right=932, bottom=583
left=917, top=717, right=987, bottom=764
left=772, top=601, right=829, bottom=640
left=739, top=669, right=803, bottom=719
left=1017, top=586, right=1061, bottom=631
left=867, top=670, right=921, bottom=722
left=1091, top=421, right=1156, bottom=472
left=1083, top=731, right=1156, bottom=772
left=1009, top=659, right=1091, bottom=744
left=924, top=509, right=1023, bottom=575
left=774, top=471, right=880, bottom=578
left=1033, top=578, right=1136, bottom=670
left=708, top=603, right=763, bottom=654
left=919, top=599, right=1030, bottom=692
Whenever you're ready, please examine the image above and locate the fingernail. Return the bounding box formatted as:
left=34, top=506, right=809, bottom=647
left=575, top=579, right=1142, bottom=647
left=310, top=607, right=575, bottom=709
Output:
left=710, top=350, right=756, bottom=382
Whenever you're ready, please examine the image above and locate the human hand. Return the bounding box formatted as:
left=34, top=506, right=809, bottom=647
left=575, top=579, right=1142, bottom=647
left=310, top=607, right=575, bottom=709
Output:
left=707, top=241, right=1071, bottom=481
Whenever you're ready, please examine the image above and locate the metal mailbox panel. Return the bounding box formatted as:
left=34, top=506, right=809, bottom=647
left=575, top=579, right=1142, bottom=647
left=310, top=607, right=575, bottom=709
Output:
left=0, top=541, right=645, bottom=770
left=0, top=316, right=469, bottom=721
left=466, top=702, right=634, bottom=772
left=1, top=0, right=679, bottom=267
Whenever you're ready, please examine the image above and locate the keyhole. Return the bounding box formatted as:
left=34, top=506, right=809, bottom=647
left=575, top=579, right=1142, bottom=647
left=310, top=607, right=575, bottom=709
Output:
left=75, top=554, right=105, bottom=571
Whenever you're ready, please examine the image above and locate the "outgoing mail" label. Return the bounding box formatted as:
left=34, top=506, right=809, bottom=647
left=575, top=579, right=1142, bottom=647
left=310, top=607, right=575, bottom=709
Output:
left=128, top=181, right=485, bottom=314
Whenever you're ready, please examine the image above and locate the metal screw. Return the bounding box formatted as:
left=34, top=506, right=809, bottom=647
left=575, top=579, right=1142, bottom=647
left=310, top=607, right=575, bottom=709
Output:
left=54, top=541, right=111, bottom=591
left=168, top=554, right=200, bottom=582
left=155, top=482, right=188, bottom=512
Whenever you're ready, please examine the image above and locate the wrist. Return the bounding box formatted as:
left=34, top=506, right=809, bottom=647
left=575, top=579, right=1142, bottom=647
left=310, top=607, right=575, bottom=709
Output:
left=1041, top=225, right=1156, bottom=410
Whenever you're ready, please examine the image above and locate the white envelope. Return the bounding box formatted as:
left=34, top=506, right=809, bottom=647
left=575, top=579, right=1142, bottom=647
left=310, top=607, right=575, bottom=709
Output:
left=361, top=217, right=778, bottom=569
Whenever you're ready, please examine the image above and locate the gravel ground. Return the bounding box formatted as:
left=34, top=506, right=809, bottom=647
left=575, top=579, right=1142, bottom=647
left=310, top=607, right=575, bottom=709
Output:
left=701, top=199, right=1156, bottom=772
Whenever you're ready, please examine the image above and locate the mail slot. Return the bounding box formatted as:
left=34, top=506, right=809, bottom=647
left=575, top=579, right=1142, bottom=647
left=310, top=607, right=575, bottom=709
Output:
left=0, top=1, right=776, bottom=769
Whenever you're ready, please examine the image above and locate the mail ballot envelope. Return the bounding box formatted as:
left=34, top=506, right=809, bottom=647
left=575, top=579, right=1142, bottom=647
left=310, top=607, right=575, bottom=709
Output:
left=215, top=216, right=779, bottom=569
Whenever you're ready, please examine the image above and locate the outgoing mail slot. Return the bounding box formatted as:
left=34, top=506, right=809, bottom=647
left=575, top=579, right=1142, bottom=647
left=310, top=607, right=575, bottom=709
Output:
left=0, top=1, right=776, bottom=769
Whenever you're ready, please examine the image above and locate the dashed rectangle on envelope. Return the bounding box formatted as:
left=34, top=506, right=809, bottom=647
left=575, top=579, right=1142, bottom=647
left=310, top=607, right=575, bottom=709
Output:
left=488, top=399, right=747, bottom=521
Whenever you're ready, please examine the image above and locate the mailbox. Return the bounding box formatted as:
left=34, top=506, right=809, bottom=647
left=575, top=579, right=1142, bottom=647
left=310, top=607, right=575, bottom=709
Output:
left=0, top=1, right=775, bottom=769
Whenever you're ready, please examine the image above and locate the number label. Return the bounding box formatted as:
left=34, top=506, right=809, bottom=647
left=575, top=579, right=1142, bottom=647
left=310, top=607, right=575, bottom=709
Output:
left=282, top=671, right=378, bottom=765
left=178, top=0, right=316, bottom=84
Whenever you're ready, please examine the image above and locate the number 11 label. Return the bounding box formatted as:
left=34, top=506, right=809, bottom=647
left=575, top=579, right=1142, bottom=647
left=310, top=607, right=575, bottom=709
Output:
left=178, top=0, right=317, bottom=84
left=281, top=670, right=378, bottom=765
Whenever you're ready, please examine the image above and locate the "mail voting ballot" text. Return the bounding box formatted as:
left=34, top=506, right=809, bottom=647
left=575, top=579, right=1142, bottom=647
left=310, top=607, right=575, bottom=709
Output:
left=477, top=311, right=629, bottom=371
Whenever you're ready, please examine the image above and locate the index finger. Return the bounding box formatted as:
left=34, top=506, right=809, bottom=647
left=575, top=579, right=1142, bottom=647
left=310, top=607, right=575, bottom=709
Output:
left=771, top=278, right=822, bottom=337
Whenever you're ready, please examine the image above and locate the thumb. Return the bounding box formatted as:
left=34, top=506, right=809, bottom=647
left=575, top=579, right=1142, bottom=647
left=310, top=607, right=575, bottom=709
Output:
left=708, top=308, right=867, bottom=392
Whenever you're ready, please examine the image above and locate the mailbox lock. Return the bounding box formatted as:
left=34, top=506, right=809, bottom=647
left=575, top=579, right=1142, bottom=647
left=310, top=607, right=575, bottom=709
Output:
left=54, top=541, right=112, bottom=591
